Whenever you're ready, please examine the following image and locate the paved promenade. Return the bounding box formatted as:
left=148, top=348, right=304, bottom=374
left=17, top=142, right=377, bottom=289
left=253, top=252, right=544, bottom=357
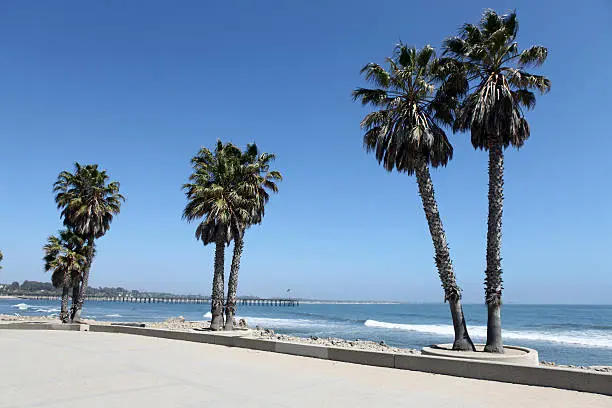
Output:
left=0, top=331, right=609, bottom=407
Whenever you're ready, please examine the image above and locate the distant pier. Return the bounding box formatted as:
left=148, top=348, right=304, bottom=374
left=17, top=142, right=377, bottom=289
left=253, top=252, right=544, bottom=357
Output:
left=17, top=295, right=299, bottom=306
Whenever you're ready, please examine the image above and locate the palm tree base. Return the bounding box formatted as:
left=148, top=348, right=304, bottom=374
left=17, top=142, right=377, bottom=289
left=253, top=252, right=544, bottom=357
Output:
left=452, top=338, right=476, bottom=351
left=224, top=307, right=235, bottom=331
left=71, top=307, right=83, bottom=323
left=484, top=302, right=504, bottom=353
left=449, top=299, right=476, bottom=351
left=484, top=344, right=505, bottom=353
left=210, top=315, right=224, bottom=331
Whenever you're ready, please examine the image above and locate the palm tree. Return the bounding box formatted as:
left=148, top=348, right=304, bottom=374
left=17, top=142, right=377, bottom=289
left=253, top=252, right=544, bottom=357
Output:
left=443, top=9, right=550, bottom=352
left=353, top=43, right=475, bottom=350
left=224, top=144, right=282, bottom=330
left=43, top=230, right=87, bottom=322
left=0, top=250, right=3, bottom=270
left=443, top=10, right=551, bottom=353
left=53, top=163, right=125, bottom=321
left=183, top=141, right=247, bottom=331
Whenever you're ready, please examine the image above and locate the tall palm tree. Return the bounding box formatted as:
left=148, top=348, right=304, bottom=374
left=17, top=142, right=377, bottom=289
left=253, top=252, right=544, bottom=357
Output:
left=53, top=163, right=125, bottom=321
left=0, top=250, right=3, bottom=270
left=43, top=230, right=87, bottom=322
left=443, top=9, right=550, bottom=352
left=183, top=141, right=247, bottom=331
left=224, top=144, right=282, bottom=330
left=353, top=43, right=475, bottom=350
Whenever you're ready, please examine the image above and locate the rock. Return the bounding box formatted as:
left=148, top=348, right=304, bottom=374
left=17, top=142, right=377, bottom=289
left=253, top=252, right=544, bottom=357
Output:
left=238, top=318, right=248, bottom=328
left=310, top=336, right=319, bottom=341
left=590, top=365, right=612, bottom=373
left=379, top=340, right=386, bottom=346
left=177, top=316, right=185, bottom=323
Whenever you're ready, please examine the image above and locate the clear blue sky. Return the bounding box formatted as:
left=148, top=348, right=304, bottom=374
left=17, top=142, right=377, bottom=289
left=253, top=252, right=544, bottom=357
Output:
left=1, top=1, right=611, bottom=303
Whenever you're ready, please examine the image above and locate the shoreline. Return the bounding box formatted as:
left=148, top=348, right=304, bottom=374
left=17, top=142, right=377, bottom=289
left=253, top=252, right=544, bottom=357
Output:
left=2, top=314, right=610, bottom=373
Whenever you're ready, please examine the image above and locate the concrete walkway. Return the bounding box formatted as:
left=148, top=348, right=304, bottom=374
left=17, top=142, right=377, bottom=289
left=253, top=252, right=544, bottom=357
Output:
left=0, top=331, right=609, bottom=408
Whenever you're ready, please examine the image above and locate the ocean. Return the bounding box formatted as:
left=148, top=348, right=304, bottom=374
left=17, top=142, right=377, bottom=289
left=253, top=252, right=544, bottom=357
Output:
left=2, top=299, right=610, bottom=366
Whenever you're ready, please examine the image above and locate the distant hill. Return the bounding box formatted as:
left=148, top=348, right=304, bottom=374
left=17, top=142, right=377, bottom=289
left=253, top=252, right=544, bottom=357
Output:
left=0, top=280, right=206, bottom=299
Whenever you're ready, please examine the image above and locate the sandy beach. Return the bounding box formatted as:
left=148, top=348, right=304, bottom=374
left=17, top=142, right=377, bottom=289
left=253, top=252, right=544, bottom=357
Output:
left=0, top=329, right=609, bottom=408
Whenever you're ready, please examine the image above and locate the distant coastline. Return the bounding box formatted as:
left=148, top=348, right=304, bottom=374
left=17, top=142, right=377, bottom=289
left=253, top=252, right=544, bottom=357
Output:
left=299, top=300, right=401, bottom=305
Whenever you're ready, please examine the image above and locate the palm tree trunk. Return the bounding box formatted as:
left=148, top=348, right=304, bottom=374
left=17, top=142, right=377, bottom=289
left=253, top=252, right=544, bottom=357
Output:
left=210, top=236, right=225, bottom=331
left=60, top=286, right=70, bottom=323
left=484, top=140, right=504, bottom=353
left=70, top=282, right=80, bottom=320
left=224, top=235, right=244, bottom=331
left=415, top=158, right=475, bottom=351
left=72, top=236, right=95, bottom=322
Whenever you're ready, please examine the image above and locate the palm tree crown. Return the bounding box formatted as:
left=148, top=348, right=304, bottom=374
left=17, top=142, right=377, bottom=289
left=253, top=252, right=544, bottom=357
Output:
left=183, top=141, right=251, bottom=244
left=43, top=230, right=87, bottom=289
left=53, top=163, right=125, bottom=238
left=353, top=43, right=456, bottom=173
left=443, top=9, right=551, bottom=149
left=236, top=144, right=282, bottom=231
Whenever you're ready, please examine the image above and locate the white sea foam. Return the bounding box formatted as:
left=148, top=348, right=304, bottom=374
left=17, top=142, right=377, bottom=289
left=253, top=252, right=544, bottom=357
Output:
left=104, top=314, right=122, bottom=318
left=241, top=316, right=334, bottom=329
left=36, top=308, right=60, bottom=313
left=203, top=312, right=212, bottom=318
left=364, top=320, right=612, bottom=349
left=11, top=303, right=33, bottom=310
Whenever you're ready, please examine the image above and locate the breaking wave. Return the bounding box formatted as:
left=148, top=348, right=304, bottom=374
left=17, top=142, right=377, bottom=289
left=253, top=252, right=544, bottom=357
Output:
left=240, top=316, right=338, bottom=330
left=11, top=303, right=33, bottom=310
left=364, top=320, right=612, bottom=349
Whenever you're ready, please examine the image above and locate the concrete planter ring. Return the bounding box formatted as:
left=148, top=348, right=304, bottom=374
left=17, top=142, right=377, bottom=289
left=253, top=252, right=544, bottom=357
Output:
left=422, top=344, right=539, bottom=365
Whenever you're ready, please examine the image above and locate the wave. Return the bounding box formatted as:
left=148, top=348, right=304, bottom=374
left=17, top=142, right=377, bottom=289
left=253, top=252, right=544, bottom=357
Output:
left=36, top=308, right=60, bottom=313
left=203, top=312, right=212, bottom=318
left=240, top=316, right=335, bottom=329
left=292, top=311, right=364, bottom=324
left=10, top=303, right=60, bottom=313
left=104, top=314, right=122, bottom=318
left=364, top=320, right=612, bottom=349
left=11, top=303, right=33, bottom=310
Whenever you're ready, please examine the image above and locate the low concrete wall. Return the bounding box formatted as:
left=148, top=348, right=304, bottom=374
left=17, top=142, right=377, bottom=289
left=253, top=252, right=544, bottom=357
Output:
left=328, top=347, right=395, bottom=368
left=275, top=342, right=328, bottom=359
left=0, top=322, right=82, bottom=331
left=422, top=344, right=539, bottom=365
left=6, top=323, right=611, bottom=396
left=394, top=353, right=611, bottom=395
left=89, top=324, right=217, bottom=344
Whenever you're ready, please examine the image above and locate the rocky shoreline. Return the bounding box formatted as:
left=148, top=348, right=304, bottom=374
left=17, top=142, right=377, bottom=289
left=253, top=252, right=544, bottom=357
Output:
left=249, top=326, right=419, bottom=354
left=2, top=314, right=610, bottom=373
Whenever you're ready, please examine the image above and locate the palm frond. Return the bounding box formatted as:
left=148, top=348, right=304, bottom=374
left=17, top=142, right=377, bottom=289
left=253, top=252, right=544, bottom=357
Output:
left=443, top=9, right=549, bottom=150
left=352, top=88, right=388, bottom=106
left=54, top=163, right=125, bottom=239
left=183, top=140, right=282, bottom=244
left=355, top=43, right=454, bottom=173
left=360, top=63, right=390, bottom=88
left=518, top=45, right=548, bottom=67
